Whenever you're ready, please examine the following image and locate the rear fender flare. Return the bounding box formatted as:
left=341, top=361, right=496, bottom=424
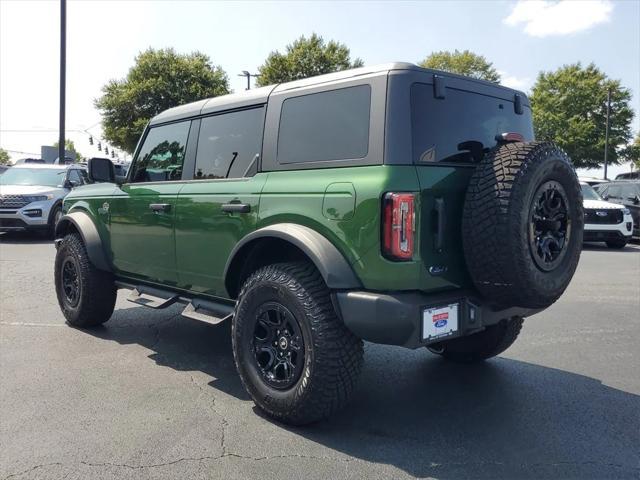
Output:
left=224, top=223, right=361, bottom=295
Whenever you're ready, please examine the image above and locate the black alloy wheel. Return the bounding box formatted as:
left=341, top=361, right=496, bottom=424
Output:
left=61, top=257, right=81, bottom=308
left=252, top=302, right=305, bottom=390
left=528, top=180, right=571, bottom=271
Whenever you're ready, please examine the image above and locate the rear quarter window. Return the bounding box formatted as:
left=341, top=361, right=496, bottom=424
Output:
left=277, top=85, right=371, bottom=164
left=411, top=83, right=534, bottom=164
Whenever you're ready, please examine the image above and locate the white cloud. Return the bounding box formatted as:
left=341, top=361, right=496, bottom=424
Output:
left=498, top=71, right=532, bottom=91
left=504, top=0, right=613, bottom=37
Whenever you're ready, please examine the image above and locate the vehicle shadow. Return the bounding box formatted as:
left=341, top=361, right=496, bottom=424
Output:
left=86, top=306, right=639, bottom=479
left=582, top=241, right=639, bottom=252
left=0, top=231, right=52, bottom=245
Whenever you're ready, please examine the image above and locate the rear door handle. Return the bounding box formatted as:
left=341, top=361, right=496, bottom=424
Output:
left=221, top=202, right=251, bottom=214
left=149, top=203, right=171, bottom=213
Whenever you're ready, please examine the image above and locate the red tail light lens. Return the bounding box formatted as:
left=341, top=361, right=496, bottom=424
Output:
left=382, top=192, right=415, bottom=261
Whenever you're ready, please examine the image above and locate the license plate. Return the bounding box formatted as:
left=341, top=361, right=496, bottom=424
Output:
left=422, top=303, right=459, bottom=340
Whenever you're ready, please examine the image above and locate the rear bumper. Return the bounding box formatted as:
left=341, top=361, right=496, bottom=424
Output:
left=334, top=290, right=541, bottom=349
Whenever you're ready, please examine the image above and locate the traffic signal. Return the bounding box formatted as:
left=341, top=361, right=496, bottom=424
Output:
left=89, top=136, right=93, bottom=145
left=111, top=150, right=115, bottom=158
left=105, top=147, right=109, bottom=155
left=97, top=142, right=102, bottom=151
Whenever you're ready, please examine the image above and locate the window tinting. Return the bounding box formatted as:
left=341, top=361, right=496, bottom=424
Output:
left=607, top=186, right=622, bottom=198
left=195, top=107, right=264, bottom=179
left=621, top=184, right=640, bottom=199
left=411, top=83, right=534, bottom=163
left=67, top=169, right=85, bottom=185
left=277, top=85, right=371, bottom=164
left=130, top=121, right=191, bottom=183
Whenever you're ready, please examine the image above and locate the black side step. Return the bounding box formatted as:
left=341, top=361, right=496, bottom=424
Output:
left=116, top=281, right=234, bottom=325
left=181, top=299, right=234, bottom=325
left=127, top=287, right=179, bottom=309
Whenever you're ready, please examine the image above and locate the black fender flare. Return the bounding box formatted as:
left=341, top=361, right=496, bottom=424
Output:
left=224, top=223, right=362, bottom=294
left=55, top=211, right=111, bottom=272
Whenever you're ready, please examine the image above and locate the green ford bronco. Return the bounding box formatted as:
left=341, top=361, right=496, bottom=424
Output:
left=54, top=63, right=583, bottom=425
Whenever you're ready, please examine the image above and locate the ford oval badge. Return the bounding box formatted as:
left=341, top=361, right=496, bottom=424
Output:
left=434, top=319, right=447, bottom=328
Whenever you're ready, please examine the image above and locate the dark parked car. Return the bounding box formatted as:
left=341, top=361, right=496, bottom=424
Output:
left=615, top=171, right=639, bottom=180
left=595, top=180, right=640, bottom=238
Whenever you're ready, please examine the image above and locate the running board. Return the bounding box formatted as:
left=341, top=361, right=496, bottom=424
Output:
left=181, top=300, right=234, bottom=325
left=127, top=288, right=179, bottom=309
left=117, top=281, right=234, bottom=325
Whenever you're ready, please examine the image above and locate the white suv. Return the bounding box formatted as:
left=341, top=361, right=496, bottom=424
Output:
left=581, top=183, right=633, bottom=249
left=0, top=164, right=88, bottom=235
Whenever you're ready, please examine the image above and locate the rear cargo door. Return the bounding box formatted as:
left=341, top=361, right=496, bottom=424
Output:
left=410, top=81, right=534, bottom=290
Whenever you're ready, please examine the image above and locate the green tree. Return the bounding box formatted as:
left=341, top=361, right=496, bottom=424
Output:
left=96, top=48, right=229, bottom=153
left=255, top=34, right=363, bottom=87
left=625, top=134, right=640, bottom=170
left=530, top=63, right=634, bottom=169
left=418, top=49, right=500, bottom=82
left=0, top=147, right=10, bottom=165
left=52, top=139, right=82, bottom=162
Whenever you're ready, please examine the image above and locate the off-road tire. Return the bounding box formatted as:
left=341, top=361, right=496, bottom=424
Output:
left=606, top=239, right=627, bottom=249
left=428, top=317, right=524, bottom=363
left=462, top=141, right=583, bottom=309
left=232, top=262, right=364, bottom=425
left=54, top=233, right=116, bottom=327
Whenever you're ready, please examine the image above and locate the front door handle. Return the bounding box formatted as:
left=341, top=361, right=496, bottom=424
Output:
left=221, top=202, right=251, bottom=214
left=149, top=203, right=171, bottom=213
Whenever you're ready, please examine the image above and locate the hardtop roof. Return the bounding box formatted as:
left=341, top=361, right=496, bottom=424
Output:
left=149, top=62, right=527, bottom=126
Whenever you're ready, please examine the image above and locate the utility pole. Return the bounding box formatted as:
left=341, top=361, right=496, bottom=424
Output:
left=58, top=0, right=66, bottom=165
left=238, top=70, right=259, bottom=90
left=603, top=87, right=611, bottom=180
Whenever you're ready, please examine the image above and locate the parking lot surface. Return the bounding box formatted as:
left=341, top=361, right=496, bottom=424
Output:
left=1, top=233, right=638, bottom=480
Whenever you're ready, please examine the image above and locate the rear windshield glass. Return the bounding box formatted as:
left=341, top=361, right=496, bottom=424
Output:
left=277, top=85, right=371, bottom=164
left=411, top=83, right=534, bottom=164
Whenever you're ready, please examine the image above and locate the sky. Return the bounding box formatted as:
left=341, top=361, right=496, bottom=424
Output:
left=1, top=0, right=639, bottom=177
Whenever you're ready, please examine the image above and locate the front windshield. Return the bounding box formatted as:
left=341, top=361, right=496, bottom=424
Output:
left=0, top=168, right=66, bottom=187
left=581, top=183, right=602, bottom=201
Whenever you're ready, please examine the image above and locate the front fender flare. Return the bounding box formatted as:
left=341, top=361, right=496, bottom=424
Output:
left=55, top=211, right=111, bottom=272
left=224, top=223, right=362, bottom=293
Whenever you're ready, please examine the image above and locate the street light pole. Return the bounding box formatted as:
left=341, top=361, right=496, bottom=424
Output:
left=238, top=71, right=260, bottom=90
left=58, top=0, right=66, bottom=165
left=603, top=87, right=611, bottom=180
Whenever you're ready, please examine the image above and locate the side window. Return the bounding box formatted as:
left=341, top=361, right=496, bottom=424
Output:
left=621, top=184, right=638, bottom=200
left=130, top=121, right=191, bottom=183
left=607, top=185, right=622, bottom=198
left=195, top=107, right=264, bottom=179
left=277, top=85, right=371, bottom=164
left=67, top=169, right=83, bottom=185
left=78, top=170, right=89, bottom=184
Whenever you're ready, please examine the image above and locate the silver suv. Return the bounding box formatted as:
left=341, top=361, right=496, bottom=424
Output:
left=0, top=164, right=88, bottom=235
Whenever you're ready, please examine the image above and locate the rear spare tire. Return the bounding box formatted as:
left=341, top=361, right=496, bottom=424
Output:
left=462, top=142, right=583, bottom=309
left=428, top=317, right=524, bottom=363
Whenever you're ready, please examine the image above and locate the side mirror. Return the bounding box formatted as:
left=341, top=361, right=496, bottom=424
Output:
left=63, top=179, right=73, bottom=189
left=632, top=195, right=640, bottom=204
left=88, top=157, right=115, bottom=183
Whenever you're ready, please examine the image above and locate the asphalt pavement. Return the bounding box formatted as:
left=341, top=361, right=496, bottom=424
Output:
left=1, top=232, right=638, bottom=480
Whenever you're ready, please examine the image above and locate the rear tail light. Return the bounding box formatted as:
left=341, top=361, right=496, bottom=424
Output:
left=382, top=192, right=415, bottom=261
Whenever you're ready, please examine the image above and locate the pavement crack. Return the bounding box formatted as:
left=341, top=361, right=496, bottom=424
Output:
left=2, top=463, right=63, bottom=480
